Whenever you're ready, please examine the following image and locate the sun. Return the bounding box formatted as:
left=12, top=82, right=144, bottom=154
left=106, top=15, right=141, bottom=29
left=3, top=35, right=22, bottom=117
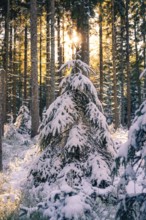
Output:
left=72, top=31, right=80, bottom=46
left=63, top=29, right=80, bottom=61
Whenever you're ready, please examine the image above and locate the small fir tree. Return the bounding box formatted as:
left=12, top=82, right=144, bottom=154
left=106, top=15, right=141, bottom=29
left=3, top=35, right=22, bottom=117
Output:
left=4, top=113, right=18, bottom=140
left=113, top=100, right=146, bottom=220
left=15, top=105, right=31, bottom=135
left=23, top=60, right=115, bottom=219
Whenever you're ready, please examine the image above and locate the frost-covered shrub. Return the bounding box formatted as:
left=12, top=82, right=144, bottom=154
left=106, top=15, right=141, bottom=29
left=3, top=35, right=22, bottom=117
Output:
left=115, top=193, right=146, bottom=220
left=4, top=123, right=18, bottom=140
left=113, top=100, right=146, bottom=183
left=15, top=105, right=31, bottom=135
left=24, top=60, right=115, bottom=219
left=113, top=100, right=146, bottom=219
left=4, top=123, right=24, bottom=142
left=4, top=122, right=31, bottom=146
left=0, top=173, right=20, bottom=220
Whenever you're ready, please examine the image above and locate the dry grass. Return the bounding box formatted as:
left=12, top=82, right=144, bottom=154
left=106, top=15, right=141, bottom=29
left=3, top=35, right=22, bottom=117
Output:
left=0, top=173, right=21, bottom=220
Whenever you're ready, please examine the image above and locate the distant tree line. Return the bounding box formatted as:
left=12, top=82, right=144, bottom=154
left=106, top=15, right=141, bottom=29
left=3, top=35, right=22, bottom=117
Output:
left=0, top=0, right=145, bottom=137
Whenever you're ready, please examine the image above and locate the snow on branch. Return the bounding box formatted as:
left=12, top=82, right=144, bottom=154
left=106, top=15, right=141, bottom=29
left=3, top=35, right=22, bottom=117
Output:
left=64, top=124, right=88, bottom=160
left=86, top=102, right=106, bottom=128
left=60, top=72, right=103, bottom=112
left=38, top=92, right=79, bottom=149
left=139, top=68, right=146, bottom=79
left=26, top=58, right=116, bottom=220
left=58, top=59, right=96, bottom=76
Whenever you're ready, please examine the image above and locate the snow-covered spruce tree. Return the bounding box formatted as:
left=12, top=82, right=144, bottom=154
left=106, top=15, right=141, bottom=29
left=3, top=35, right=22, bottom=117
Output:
left=15, top=105, right=31, bottom=135
left=4, top=113, right=21, bottom=141
left=24, top=60, right=115, bottom=219
left=113, top=100, right=146, bottom=220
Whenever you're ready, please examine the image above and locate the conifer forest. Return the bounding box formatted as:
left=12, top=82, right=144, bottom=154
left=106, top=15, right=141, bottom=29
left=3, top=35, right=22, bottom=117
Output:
left=0, top=0, right=146, bottom=219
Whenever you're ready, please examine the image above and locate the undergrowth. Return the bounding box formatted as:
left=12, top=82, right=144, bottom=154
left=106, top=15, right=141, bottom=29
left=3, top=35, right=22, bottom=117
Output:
left=0, top=173, right=21, bottom=220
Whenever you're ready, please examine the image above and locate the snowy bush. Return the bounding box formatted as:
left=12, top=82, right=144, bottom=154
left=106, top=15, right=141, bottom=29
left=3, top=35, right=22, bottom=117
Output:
left=115, top=193, right=146, bottom=220
left=23, top=60, right=116, bottom=219
left=0, top=173, right=21, bottom=220
left=113, top=100, right=146, bottom=183
left=113, top=100, right=146, bottom=219
left=4, top=105, right=31, bottom=144
left=4, top=123, right=18, bottom=140
left=4, top=123, right=25, bottom=143
left=15, top=105, right=31, bottom=135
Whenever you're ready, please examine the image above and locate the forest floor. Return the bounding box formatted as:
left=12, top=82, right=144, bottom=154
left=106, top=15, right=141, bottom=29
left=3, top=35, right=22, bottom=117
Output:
left=0, top=126, right=128, bottom=220
left=0, top=131, right=39, bottom=219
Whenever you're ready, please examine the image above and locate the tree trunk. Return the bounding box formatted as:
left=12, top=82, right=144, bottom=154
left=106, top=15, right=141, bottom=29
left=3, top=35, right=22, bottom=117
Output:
left=13, top=22, right=17, bottom=120
left=9, top=23, right=13, bottom=116
left=99, top=1, right=103, bottom=102
left=77, top=0, right=89, bottom=64
left=24, top=24, right=28, bottom=103
left=120, top=16, right=125, bottom=126
left=62, top=13, right=65, bottom=64
left=39, top=15, right=42, bottom=118
left=81, top=18, right=89, bottom=64
left=142, top=0, right=146, bottom=88
left=0, top=22, right=3, bottom=66
left=126, top=0, right=131, bottom=128
left=3, top=0, right=10, bottom=123
left=112, top=0, right=119, bottom=129
left=30, top=0, right=39, bottom=137
left=0, top=70, right=4, bottom=171
left=134, top=19, right=141, bottom=105
left=56, top=15, right=62, bottom=94
left=57, top=16, right=62, bottom=70
left=18, top=15, right=23, bottom=109
left=50, top=0, right=55, bottom=103
left=18, top=43, right=22, bottom=106
left=46, top=0, right=51, bottom=108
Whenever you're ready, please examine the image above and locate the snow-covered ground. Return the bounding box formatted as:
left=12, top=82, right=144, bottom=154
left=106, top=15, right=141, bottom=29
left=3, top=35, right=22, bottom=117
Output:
left=108, top=125, right=128, bottom=148
left=0, top=127, right=128, bottom=219
left=112, top=127, right=145, bottom=196
left=0, top=131, right=39, bottom=219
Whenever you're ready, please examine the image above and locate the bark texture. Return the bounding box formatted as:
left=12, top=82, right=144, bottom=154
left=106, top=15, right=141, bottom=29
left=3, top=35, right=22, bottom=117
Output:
left=126, top=0, right=131, bottom=128
left=0, top=70, right=4, bottom=171
left=112, top=0, right=119, bottom=129
left=30, top=0, right=39, bottom=137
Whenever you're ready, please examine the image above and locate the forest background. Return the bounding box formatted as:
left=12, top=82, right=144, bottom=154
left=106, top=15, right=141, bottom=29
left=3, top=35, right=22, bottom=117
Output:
left=0, top=1, right=146, bottom=218
left=0, top=0, right=146, bottom=139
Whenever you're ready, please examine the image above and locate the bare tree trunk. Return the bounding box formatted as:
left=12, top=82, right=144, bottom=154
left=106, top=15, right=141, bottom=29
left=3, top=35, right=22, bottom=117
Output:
left=77, top=0, right=89, bottom=64
left=99, top=1, right=103, bottom=102
left=13, top=22, right=17, bottom=120
left=120, top=16, right=125, bottom=126
left=50, top=0, right=55, bottom=103
left=142, top=0, right=146, bottom=88
left=3, top=0, right=10, bottom=123
left=112, top=0, right=119, bottom=129
left=24, top=24, right=28, bottom=103
left=39, top=15, right=42, bottom=118
left=57, top=16, right=62, bottom=70
left=9, top=23, right=13, bottom=116
left=126, top=0, right=131, bottom=128
left=30, top=0, right=39, bottom=137
left=0, top=70, right=4, bottom=171
left=144, top=31, right=146, bottom=89
left=134, top=19, right=141, bottom=105
left=46, top=0, right=51, bottom=108
left=81, top=17, right=89, bottom=64
left=0, top=24, right=3, bottom=66
left=18, top=17, right=22, bottom=106
left=56, top=14, right=62, bottom=94
left=62, top=14, right=65, bottom=64
left=18, top=44, right=22, bottom=105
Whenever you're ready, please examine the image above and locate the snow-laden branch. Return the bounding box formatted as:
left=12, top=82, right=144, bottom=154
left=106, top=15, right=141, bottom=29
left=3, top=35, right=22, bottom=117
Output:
left=58, top=59, right=96, bottom=76
left=139, top=68, right=146, bottom=79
